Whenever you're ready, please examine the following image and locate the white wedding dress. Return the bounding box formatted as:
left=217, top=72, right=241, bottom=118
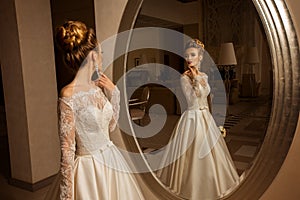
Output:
left=156, top=74, right=240, bottom=200
left=45, top=87, right=144, bottom=200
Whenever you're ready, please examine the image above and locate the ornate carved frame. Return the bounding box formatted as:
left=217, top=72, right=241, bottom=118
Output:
left=114, top=0, right=299, bottom=199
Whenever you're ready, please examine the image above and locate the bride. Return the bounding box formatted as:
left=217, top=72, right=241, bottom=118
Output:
left=45, top=21, right=144, bottom=200
left=156, top=39, right=240, bottom=200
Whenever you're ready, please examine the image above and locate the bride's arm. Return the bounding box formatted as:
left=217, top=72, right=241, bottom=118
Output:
left=180, top=74, right=201, bottom=105
left=58, top=99, right=76, bottom=200
left=95, top=73, right=120, bottom=132
left=105, top=86, right=120, bottom=132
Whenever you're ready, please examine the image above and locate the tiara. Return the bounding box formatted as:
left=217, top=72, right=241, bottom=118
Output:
left=194, top=39, right=205, bottom=49
left=185, top=39, right=205, bottom=50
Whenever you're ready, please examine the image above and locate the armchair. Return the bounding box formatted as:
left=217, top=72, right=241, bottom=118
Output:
left=128, top=86, right=150, bottom=125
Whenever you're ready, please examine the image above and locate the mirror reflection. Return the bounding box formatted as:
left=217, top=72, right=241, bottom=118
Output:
left=157, top=39, right=240, bottom=200
left=127, top=0, right=272, bottom=199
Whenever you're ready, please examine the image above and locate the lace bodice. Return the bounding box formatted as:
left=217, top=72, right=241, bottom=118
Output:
left=58, top=86, right=120, bottom=200
left=181, top=74, right=210, bottom=111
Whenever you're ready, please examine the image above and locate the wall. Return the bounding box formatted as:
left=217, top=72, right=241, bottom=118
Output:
left=260, top=0, right=300, bottom=199
left=0, top=0, right=32, bottom=183
left=183, top=23, right=199, bottom=39
left=14, top=0, right=60, bottom=183
left=140, top=0, right=199, bottom=25
left=0, top=0, right=59, bottom=184
left=94, top=0, right=128, bottom=80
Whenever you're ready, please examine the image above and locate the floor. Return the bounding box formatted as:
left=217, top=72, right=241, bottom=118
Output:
left=224, top=96, right=271, bottom=174
left=0, top=95, right=271, bottom=200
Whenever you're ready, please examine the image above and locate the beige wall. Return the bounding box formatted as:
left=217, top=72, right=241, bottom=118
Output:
left=0, top=0, right=32, bottom=183
left=94, top=0, right=128, bottom=80
left=260, top=0, right=300, bottom=199
left=14, top=0, right=60, bottom=182
left=0, top=0, right=59, bottom=183
left=94, top=0, right=127, bottom=42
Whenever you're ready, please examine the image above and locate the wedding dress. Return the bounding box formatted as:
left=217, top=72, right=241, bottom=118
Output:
left=156, top=74, right=240, bottom=200
left=45, top=87, right=144, bottom=200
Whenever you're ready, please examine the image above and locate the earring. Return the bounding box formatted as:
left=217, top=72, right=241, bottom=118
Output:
left=95, top=64, right=100, bottom=77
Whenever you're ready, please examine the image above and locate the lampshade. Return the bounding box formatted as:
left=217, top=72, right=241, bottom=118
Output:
left=218, top=43, right=237, bottom=65
left=246, top=47, right=259, bottom=64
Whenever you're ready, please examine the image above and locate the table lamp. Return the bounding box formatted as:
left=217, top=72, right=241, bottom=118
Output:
left=218, top=42, right=237, bottom=104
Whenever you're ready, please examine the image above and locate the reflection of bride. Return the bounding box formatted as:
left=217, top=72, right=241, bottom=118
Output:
left=156, top=39, right=240, bottom=200
left=45, top=21, right=144, bottom=200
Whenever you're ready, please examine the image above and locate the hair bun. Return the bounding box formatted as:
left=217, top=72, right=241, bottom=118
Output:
left=56, top=21, right=88, bottom=51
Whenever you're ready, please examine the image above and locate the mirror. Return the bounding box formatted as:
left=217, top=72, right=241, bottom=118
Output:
left=115, top=0, right=299, bottom=199
left=125, top=0, right=272, bottom=199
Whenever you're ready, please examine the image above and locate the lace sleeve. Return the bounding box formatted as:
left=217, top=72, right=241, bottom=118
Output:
left=180, top=75, right=201, bottom=105
left=58, top=99, right=75, bottom=200
left=104, top=87, right=120, bottom=132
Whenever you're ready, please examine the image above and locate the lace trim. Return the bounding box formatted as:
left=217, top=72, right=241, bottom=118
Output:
left=58, top=100, right=75, bottom=200
left=194, top=74, right=208, bottom=88
left=108, top=87, right=120, bottom=132
left=181, top=74, right=210, bottom=107
left=60, top=87, right=108, bottom=111
left=57, top=86, right=120, bottom=199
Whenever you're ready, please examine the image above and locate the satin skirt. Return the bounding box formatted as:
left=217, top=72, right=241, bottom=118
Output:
left=44, top=145, right=145, bottom=200
left=156, top=109, right=240, bottom=200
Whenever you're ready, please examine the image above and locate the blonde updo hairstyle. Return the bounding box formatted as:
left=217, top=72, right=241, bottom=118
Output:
left=185, top=39, right=205, bottom=57
left=55, top=21, right=98, bottom=73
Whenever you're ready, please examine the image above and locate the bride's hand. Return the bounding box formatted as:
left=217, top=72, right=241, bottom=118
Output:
left=95, top=73, right=115, bottom=92
left=184, top=66, right=199, bottom=79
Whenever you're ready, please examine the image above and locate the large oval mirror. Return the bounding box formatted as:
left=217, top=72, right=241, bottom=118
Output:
left=114, top=0, right=299, bottom=199
left=127, top=0, right=271, bottom=199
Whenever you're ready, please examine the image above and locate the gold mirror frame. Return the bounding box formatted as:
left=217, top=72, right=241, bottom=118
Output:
left=113, top=0, right=300, bottom=199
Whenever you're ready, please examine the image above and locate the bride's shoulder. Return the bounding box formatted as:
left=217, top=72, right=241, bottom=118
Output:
left=60, top=85, right=74, bottom=98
